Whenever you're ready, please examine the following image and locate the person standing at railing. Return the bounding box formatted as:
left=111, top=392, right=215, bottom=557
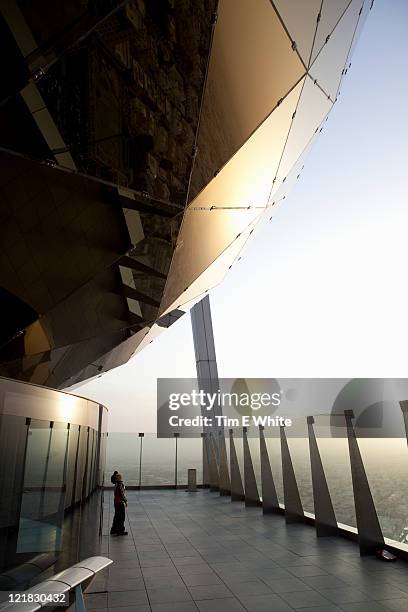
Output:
left=110, top=472, right=128, bottom=536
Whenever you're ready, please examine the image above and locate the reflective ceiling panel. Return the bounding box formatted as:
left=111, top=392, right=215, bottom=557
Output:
left=310, top=0, right=351, bottom=64
left=310, top=0, right=363, bottom=100
left=189, top=0, right=305, bottom=200
left=273, top=0, right=322, bottom=67
left=161, top=79, right=304, bottom=315
left=271, top=76, right=332, bottom=200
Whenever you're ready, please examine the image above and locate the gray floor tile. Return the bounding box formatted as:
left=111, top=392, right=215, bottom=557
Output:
left=359, top=584, right=408, bottom=600
left=227, top=580, right=273, bottom=597
left=253, top=567, right=293, bottom=580
left=182, top=572, right=222, bottom=586
left=288, top=565, right=329, bottom=577
left=238, top=593, right=294, bottom=611
left=280, top=589, right=334, bottom=608
left=196, top=598, right=246, bottom=611
left=139, top=558, right=173, bottom=568
left=142, top=565, right=179, bottom=577
left=151, top=603, right=198, bottom=612
left=143, top=575, right=184, bottom=588
left=84, top=593, right=108, bottom=610
left=107, top=591, right=149, bottom=607
left=188, top=584, right=232, bottom=600
left=147, top=586, right=192, bottom=604
left=262, top=576, right=312, bottom=593
left=107, top=607, right=150, bottom=612
left=178, top=564, right=214, bottom=576
left=302, top=575, right=350, bottom=589
left=338, top=603, right=391, bottom=612
left=298, top=607, right=342, bottom=612
left=320, top=588, right=373, bottom=604
left=107, top=578, right=146, bottom=591
left=173, top=557, right=208, bottom=567
left=378, top=600, right=408, bottom=611
left=110, top=559, right=141, bottom=569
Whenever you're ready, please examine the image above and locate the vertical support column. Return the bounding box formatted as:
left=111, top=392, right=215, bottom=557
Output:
left=280, top=426, right=304, bottom=524
left=307, top=417, right=338, bottom=537
left=243, top=427, right=260, bottom=507
left=218, top=430, right=230, bottom=496
left=191, top=295, right=224, bottom=456
left=399, top=401, right=408, bottom=446
left=344, top=410, right=385, bottom=555
left=229, top=430, right=244, bottom=502
left=259, top=426, right=279, bottom=514
left=202, top=433, right=210, bottom=488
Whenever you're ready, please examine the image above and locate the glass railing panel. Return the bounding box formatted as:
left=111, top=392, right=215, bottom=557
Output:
left=357, top=436, right=408, bottom=545
left=232, top=429, right=245, bottom=485
left=105, top=432, right=141, bottom=486
left=141, top=434, right=175, bottom=486
left=177, top=437, right=202, bottom=486
left=65, top=424, right=79, bottom=509
left=18, top=419, right=66, bottom=555
left=286, top=418, right=314, bottom=514
left=75, top=425, right=88, bottom=504
left=247, top=429, right=262, bottom=495
left=313, top=414, right=356, bottom=529
left=42, top=422, right=70, bottom=516
left=0, top=413, right=29, bottom=573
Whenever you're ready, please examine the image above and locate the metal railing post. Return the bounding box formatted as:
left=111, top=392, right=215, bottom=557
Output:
left=344, top=410, right=385, bottom=555
left=138, top=433, right=144, bottom=488
left=259, top=426, right=279, bottom=514
left=218, top=430, right=230, bottom=496
left=307, top=416, right=338, bottom=537
left=280, top=425, right=304, bottom=524
left=174, top=432, right=179, bottom=488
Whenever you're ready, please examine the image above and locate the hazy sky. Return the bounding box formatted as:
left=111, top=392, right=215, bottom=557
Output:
left=72, top=0, right=408, bottom=432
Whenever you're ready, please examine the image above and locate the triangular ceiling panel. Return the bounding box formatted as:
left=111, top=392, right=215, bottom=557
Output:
left=271, top=76, right=332, bottom=200
left=160, top=219, right=258, bottom=318
left=311, top=0, right=351, bottom=64
left=189, top=0, right=305, bottom=201
left=160, top=78, right=305, bottom=315
left=310, top=0, right=363, bottom=100
left=272, top=0, right=322, bottom=67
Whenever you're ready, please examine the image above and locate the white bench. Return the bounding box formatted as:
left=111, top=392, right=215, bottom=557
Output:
left=0, top=557, right=113, bottom=612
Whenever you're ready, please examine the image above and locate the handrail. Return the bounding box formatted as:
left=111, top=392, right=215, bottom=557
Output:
left=0, top=557, right=113, bottom=612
